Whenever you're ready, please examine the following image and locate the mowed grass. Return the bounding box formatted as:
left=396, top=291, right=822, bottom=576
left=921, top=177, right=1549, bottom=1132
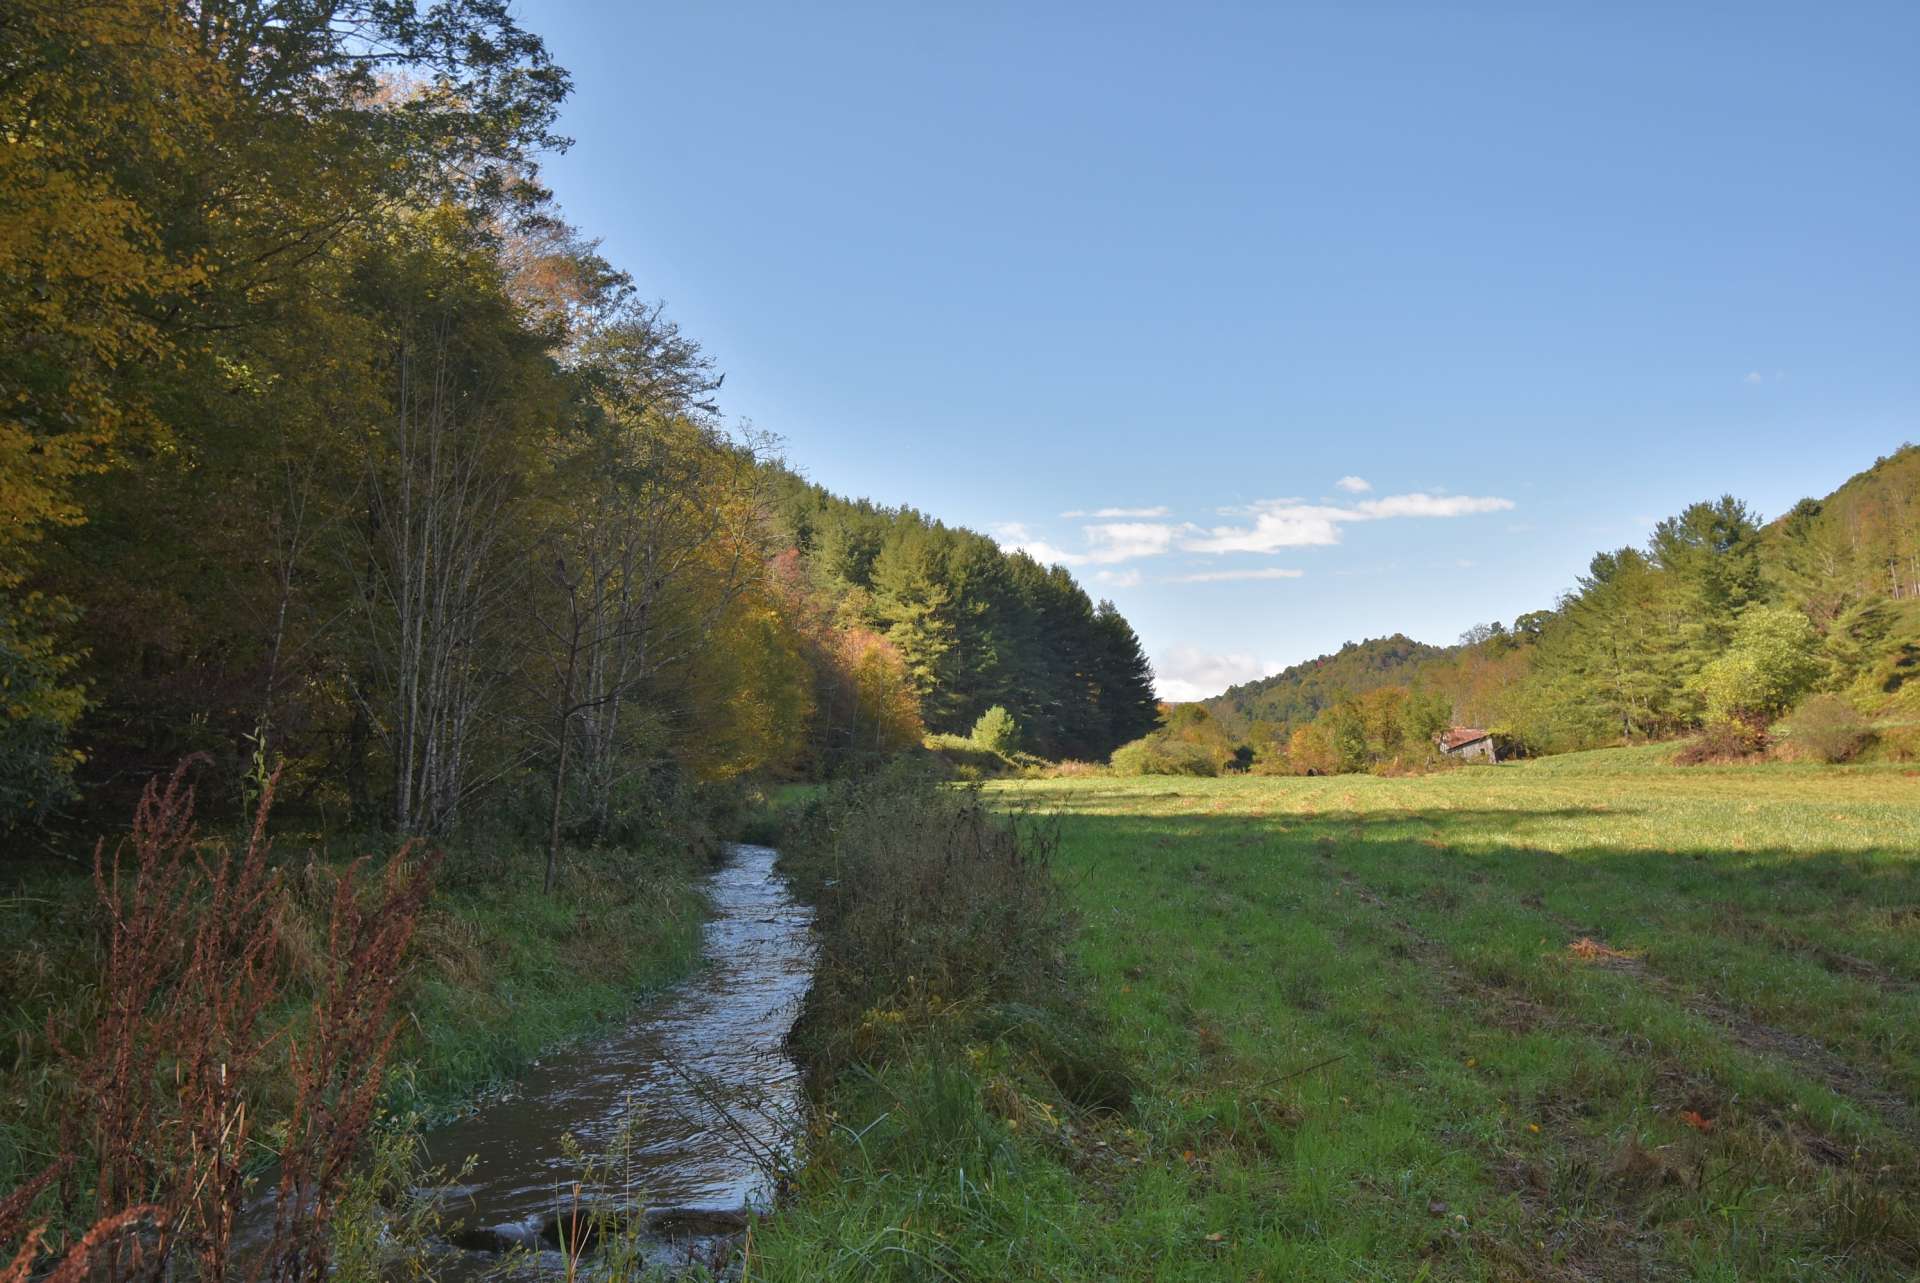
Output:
left=756, top=751, right=1920, bottom=1281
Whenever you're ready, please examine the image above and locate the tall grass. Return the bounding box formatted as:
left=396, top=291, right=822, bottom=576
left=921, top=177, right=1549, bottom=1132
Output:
left=746, top=766, right=1132, bottom=1280
left=0, top=768, right=713, bottom=1271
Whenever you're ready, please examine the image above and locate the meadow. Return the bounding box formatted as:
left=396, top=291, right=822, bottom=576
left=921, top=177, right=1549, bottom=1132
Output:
left=753, top=750, right=1920, bottom=1282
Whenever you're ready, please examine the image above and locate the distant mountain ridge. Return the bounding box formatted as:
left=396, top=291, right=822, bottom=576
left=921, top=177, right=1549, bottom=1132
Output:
left=1202, top=634, right=1452, bottom=731
left=1194, top=444, right=1920, bottom=745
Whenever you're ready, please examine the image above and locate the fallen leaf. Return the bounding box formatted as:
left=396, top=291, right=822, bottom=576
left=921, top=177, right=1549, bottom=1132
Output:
left=1680, top=1110, right=1714, bottom=1134
left=1567, top=937, right=1635, bottom=962
left=1427, top=1199, right=1449, bottom=1217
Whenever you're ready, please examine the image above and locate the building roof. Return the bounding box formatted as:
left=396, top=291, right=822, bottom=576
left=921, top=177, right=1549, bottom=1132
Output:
left=1438, top=727, right=1492, bottom=750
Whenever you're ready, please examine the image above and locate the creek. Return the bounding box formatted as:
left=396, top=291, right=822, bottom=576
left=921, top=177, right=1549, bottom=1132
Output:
left=420, top=843, right=814, bottom=1278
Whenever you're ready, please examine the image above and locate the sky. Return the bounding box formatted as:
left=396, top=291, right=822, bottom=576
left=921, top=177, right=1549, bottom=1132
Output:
left=516, top=0, right=1918, bottom=700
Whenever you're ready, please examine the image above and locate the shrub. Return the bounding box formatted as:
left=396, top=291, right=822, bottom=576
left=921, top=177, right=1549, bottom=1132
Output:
left=1780, top=695, right=1872, bottom=763
left=1878, top=725, right=1920, bottom=763
left=924, top=732, right=1012, bottom=780
left=0, top=598, right=84, bottom=832
left=1674, top=715, right=1769, bottom=764
left=781, top=767, right=1100, bottom=1083
left=1110, top=737, right=1218, bottom=776
left=969, top=705, right=1021, bottom=756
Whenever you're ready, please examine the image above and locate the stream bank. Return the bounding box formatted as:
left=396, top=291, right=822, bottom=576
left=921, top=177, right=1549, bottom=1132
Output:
left=418, top=844, right=815, bottom=1278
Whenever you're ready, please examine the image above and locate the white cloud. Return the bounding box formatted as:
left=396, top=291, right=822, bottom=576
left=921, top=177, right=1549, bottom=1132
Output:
left=1349, top=492, right=1514, bottom=519
left=1181, top=491, right=1513, bottom=554
left=1744, top=369, right=1786, bottom=384
left=991, top=521, right=1088, bottom=566
left=1153, top=646, right=1282, bottom=702
left=995, top=519, right=1189, bottom=567
left=1001, top=487, right=1513, bottom=570
left=1060, top=505, right=1171, bottom=519
left=1183, top=505, right=1347, bottom=552
left=1093, top=568, right=1143, bottom=588
left=1744, top=371, right=1765, bottom=384
left=1083, top=521, right=1182, bottom=562
left=1167, top=567, right=1305, bottom=583
left=1335, top=475, right=1372, bottom=493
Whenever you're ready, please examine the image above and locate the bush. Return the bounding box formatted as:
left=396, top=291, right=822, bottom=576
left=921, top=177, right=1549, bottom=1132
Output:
left=970, top=705, right=1021, bottom=756
left=1878, top=725, right=1920, bottom=763
left=0, top=597, right=84, bottom=832
left=1780, top=695, right=1872, bottom=763
left=781, top=766, right=1112, bottom=1091
left=924, top=732, right=1014, bottom=780
left=1110, top=737, right=1218, bottom=776
left=1674, top=715, right=1769, bottom=765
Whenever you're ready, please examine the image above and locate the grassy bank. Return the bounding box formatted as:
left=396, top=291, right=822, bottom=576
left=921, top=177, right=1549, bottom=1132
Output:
left=0, top=831, right=711, bottom=1235
left=745, top=768, right=1131, bottom=1279
left=753, top=751, right=1920, bottom=1281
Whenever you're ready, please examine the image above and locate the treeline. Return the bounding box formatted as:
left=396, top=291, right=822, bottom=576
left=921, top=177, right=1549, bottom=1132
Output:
left=1208, top=635, right=1446, bottom=731
left=0, top=1, right=1156, bottom=849
left=768, top=475, right=1161, bottom=761
left=1201, top=447, right=1920, bottom=772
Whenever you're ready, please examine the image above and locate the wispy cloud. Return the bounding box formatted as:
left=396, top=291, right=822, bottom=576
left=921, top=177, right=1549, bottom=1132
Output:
left=1349, top=493, right=1513, bottom=519
left=1093, top=568, right=1143, bottom=588
left=1001, top=488, right=1514, bottom=568
left=1167, top=567, right=1304, bottom=583
left=1335, top=475, right=1372, bottom=493
left=1744, top=369, right=1786, bottom=385
left=1182, top=492, right=1513, bottom=554
left=1060, top=505, right=1171, bottom=519
left=1153, top=646, right=1282, bottom=702
left=1184, top=507, right=1345, bottom=552
left=995, top=519, right=1187, bottom=566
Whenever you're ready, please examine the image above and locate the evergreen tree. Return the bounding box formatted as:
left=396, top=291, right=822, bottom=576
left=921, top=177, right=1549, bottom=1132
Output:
left=1091, top=600, right=1160, bottom=750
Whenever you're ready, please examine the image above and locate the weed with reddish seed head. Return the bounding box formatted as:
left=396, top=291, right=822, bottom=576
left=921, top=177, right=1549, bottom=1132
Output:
left=4, top=758, right=439, bottom=1283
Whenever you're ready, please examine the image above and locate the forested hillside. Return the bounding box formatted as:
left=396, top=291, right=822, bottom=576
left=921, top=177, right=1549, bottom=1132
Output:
left=1204, top=635, right=1449, bottom=731
left=1178, top=447, right=1920, bottom=774
left=0, top=1, right=1154, bottom=842
left=769, top=474, right=1161, bottom=760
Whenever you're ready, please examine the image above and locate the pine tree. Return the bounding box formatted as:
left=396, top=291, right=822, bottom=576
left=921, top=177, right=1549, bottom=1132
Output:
left=1091, top=600, right=1159, bottom=752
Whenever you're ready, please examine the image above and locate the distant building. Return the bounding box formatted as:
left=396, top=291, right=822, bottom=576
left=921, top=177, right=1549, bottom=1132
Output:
left=1437, top=727, right=1497, bottom=763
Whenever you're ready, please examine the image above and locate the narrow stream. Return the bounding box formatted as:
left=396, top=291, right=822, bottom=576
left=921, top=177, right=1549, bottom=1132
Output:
left=422, top=843, right=814, bottom=1278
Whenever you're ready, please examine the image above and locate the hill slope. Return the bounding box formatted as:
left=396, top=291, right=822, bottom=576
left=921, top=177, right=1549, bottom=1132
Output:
left=1202, top=634, right=1451, bottom=731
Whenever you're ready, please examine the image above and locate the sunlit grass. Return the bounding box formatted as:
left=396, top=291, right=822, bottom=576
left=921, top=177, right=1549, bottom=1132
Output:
left=754, top=752, right=1920, bottom=1281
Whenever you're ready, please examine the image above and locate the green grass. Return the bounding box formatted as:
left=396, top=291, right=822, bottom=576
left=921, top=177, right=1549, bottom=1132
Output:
left=753, top=752, right=1920, bottom=1281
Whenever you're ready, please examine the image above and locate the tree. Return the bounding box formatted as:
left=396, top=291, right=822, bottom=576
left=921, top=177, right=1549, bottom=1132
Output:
left=869, top=523, right=960, bottom=725
left=1285, top=724, right=1338, bottom=775
left=971, top=706, right=1021, bottom=756
left=353, top=308, right=527, bottom=837
left=1697, top=606, right=1822, bottom=723
left=0, top=2, right=216, bottom=586
left=0, top=597, right=84, bottom=829
left=1090, top=600, right=1161, bottom=751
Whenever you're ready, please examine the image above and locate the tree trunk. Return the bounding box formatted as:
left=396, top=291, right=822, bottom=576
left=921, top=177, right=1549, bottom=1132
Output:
left=544, top=717, right=571, bottom=895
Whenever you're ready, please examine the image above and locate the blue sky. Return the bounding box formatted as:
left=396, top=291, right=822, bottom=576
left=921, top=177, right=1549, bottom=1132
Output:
left=518, top=0, right=1918, bottom=699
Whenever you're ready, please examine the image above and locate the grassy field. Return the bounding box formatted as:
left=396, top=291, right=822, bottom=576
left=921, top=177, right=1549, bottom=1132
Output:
left=756, top=750, right=1920, bottom=1281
